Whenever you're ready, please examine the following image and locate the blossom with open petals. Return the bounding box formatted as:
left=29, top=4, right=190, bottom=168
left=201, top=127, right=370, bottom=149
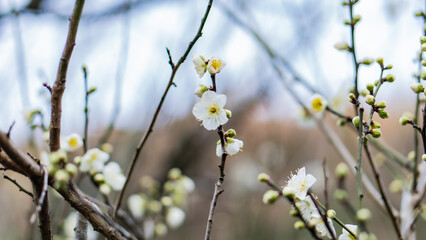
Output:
left=193, top=55, right=207, bottom=78
left=310, top=94, right=327, bottom=113
left=216, top=138, right=244, bottom=157
left=61, top=133, right=83, bottom=152
left=192, top=91, right=228, bottom=130
left=80, top=148, right=109, bottom=172
left=284, top=167, right=316, bottom=200
left=103, top=162, right=126, bottom=191
left=207, top=57, right=226, bottom=75
left=338, top=224, right=358, bottom=240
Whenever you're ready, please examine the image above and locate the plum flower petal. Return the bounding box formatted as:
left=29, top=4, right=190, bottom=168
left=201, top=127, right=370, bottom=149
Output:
left=103, top=162, right=126, bottom=191
left=207, top=57, right=226, bottom=75
left=284, top=167, right=317, bottom=200
left=193, top=91, right=228, bottom=130
left=80, top=148, right=109, bottom=172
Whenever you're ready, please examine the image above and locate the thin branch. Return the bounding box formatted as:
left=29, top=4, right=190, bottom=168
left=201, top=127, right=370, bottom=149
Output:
left=322, top=159, right=329, bottom=209
left=7, top=121, right=15, bottom=138
left=308, top=192, right=336, bottom=240
left=364, top=144, right=402, bottom=240
left=356, top=107, right=364, bottom=209
left=113, top=0, right=215, bottom=218
left=42, top=82, right=52, bottom=94
left=82, top=65, right=89, bottom=153
left=3, top=172, right=33, bottom=198
left=31, top=165, right=52, bottom=240
left=50, top=0, right=86, bottom=152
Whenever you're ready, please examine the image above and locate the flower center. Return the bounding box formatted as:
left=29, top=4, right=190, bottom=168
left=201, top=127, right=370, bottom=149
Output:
left=211, top=60, right=221, bottom=70
left=209, top=106, right=218, bottom=114
left=312, top=99, right=323, bottom=110
left=69, top=138, right=78, bottom=148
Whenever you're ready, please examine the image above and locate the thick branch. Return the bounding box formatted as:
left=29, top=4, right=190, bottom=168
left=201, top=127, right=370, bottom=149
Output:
left=50, top=0, right=86, bottom=152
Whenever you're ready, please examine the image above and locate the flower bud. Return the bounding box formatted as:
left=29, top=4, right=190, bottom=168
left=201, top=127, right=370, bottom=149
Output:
left=385, top=64, right=393, bottom=70
left=361, top=58, right=374, bottom=65
left=73, top=156, right=82, bottom=165
left=385, top=74, right=395, bottom=82
left=154, top=223, right=168, bottom=237
left=374, top=152, right=386, bottom=167
left=257, top=173, right=270, bottom=183
left=282, top=187, right=295, bottom=199
left=360, top=89, right=369, bottom=97
left=226, top=129, right=236, bottom=138
left=148, top=200, right=163, bottom=214
left=327, top=209, right=336, bottom=219
left=371, top=129, right=382, bottom=138
left=337, top=118, right=346, bottom=127
left=65, top=163, right=78, bottom=177
left=294, top=221, right=305, bottom=230
left=365, top=95, right=375, bottom=105
left=410, top=83, right=424, bottom=94
left=194, top=84, right=209, bottom=98
left=289, top=209, right=299, bottom=217
left=422, top=154, right=426, bottom=161
left=334, top=42, right=350, bottom=51
left=389, top=179, right=403, bottom=194
left=100, top=143, right=114, bottom=153
left=378, top=109, right=389, bottom=119
left=168, top=168, right=182, bottom=180
left=421, top=71, right=426, bottom=80
left=422, top=60, right=426, bottom=67
left=342, top=1, right=349, bottom=6
left=335, top=162, right=349, bottom=178
left=366, top=83, right=374, bottom=92
left=408, top=151, right=416, bottom=162
left=376, top=57, right=384, bottom=65
left=161, top=196, right=173, bottom=207
left=371, top=121, right=381, bottom=129
left=94, top=173, right=105, bottom=183
left=55, top=169, right=70, bottom=183
left=87, top=87, right=97, bottom=95
left=225, top=109, right=232, bottom=119
left=352, top=116, right=360, bottom=128
left=399, top=116, right=409, bottom=126
left=49, top=150, right=67, bottom=164
left=353, top=15, right=361, bottom=24
left=416, top=11, right=425, bottom=17
left=99, top=183, right=111, bottom=195
left=349, top=93, right=357, bottom=104
left=263, top=190, right=280, bottom=204
left=422, top=43, right=426, bottom=52
left=377, top=101, right=386, bottom=109
left=334, top=189, right=348, bottom=201
left=421, top=36, right=426, bottom=44
left=357, top=208, right=372, bottom=222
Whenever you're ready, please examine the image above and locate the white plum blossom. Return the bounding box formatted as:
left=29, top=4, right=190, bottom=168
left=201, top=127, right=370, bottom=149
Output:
left=180, top=176, right=195, bottom=193
left=284, top=167, right=316, bottom=200
left=207, top=57, right=226, bottom=75
left=216, top=138, right=244, bottom=157
left=165, top=207, right=186, bottom=229
left=192, top=91, right=228, bottom=130
left=128, top=194, right=146, bottom=219
left=61, top=133, right=83, bottom=152
left=310, top=94, right=328, bottom=113
left=103, top=162, right=126, bottom=191
left=80, top=148, right=109, bottom=172
left=338, top=224, right=358, bottom=240
left=193, top=55, right=207, bottom=78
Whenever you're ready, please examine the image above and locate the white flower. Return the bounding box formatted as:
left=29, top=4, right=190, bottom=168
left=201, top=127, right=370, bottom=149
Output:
left=193, top=55, right=207, bottom=78
left=103, top=162, right=126, bottom=191
left=128, top=194, right=146, bottom=219
left=166, top=207, right=186, bottom=229
left=296, top=107, right=316, bottom=129
left=216, top=138, right=244, bottom=157
left=310, top=94, right=327, bottom=113
left=80, top=148, right=109, bottom=172
left=61, top=133, right=83, bottom=152
left=207, top=57, right=226, bottom=75
left=338, top=224, right=358, bottom=240
left=180, top=176, right=195, bottom=193
left=192, top=91, right=228, bottom=130
left=284, top=167, right=316, bottom=200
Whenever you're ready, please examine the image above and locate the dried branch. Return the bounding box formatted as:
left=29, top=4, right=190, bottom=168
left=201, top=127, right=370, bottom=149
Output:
left=2, top=173, right=33, bottom=198
left=31, top=166, right=52, bottom=240
left=308, top=192, right=336, bottom=240
left=113, top=0, right=215, bottom=218
left=356, top=108, right=364, bottom=209
left=322, top=159, right=329, bottom=209
left=50, top=0, right=86, bottom=152
left=7, top=121, right=15, bottom=138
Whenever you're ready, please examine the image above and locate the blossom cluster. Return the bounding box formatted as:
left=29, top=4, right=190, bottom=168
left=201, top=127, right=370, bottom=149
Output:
left=127, top=168, right=195, bottom=238
left=192, top=55, right=243, bottom=157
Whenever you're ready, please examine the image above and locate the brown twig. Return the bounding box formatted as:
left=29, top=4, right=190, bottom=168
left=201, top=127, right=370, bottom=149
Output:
left=322, top=159, right=329, bottom=209
left=113, top=0, right=215, bottom=218
left=31, top=165, right=52, bottom=240
left=3, top=172, right=33, bottom=198
left=7, top=121, right=15, bottom=138
left=49, top=0, right=86, bottom=152
left=308, top=192, right=336, bottom=240
left=42, top=82, right=52, bottom=94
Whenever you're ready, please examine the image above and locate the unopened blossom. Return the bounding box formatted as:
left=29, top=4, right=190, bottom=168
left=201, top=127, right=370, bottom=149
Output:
left=61, top=133, right=83, bottom=152
left=103, top=162, right=126, bottom=191
left=80, top=148, right=109, bottom=172
left=216, top=138, right=244, bottom=157
left=193, top=55, right=207, bottom=78
left=192, top=91, right=228, bottom=130
left=128, top=194, right=146, bottom=219
left=284, top=167, right=316, bottom=200
left=207, top=57, right=226, bottom=75
left=310, top=94, right=328, bottom=113
left=338, top=224, right=358, bottom=240
left=166, top=207, right=186, bottom=229
left=180, top=176, right=195, bottom=193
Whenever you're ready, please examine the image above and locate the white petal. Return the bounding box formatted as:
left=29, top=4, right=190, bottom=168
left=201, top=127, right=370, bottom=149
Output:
left=216, top=94, right=227, bottom=108
left=203, top=117, right=220, bottom=130
left=216, top=109, right=229, bottom=125
left=216, top=143, right=223, bottom=157
left=192, top=102, right=209, bottom=120
left=166, top=207, right=186, bottom=229
left=201, top=91, right=217, bottom=102
left=305, top=174, right=317, bottom=188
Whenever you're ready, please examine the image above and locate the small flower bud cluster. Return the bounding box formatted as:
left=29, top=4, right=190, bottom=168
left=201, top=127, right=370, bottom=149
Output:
left=192, top=55, right=244, bottom=158
left=127, top=168, right=195, bottom=236
left=399, top=112, right=414, bottom=126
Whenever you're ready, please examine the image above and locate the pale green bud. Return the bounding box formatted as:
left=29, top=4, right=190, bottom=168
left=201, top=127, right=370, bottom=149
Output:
left=99, top=183, right=111, bottom=195
left=263, top=190, right=280, bottom=204
left=49, top=150, right=67, bottom=164
left=87, top=87, right=97, bottom=95
left=386, top=74, right=395, bottom=82
left=378, top=109, right=389, bottom=119
left=225, top=109, right=232, bottom=119
left=289, top=209, right=299, bottom=217
left=342, top=1, right=349, bottom=6
left=371, top=129, right=382, bottom=138
left=168, top=168, right=182, bottom=180
left=353, top=15, right=361, bottom=24
left=399, top=116, right=409, bottom=126
left=349, top=93, right=357, bottom=104
left=374, top=152, right=386, bottom=167
left=360, top=89, right=369, bottom=97
left=389, top=179, right=403, bottom=194
left=337, top=118, right=346, bottom=127
left=361, top=58, right=374, bottom=65
left=422, top=43, right=426, bottom=52
left=411, top=83, right=424, bottom=94
left=148, top=200, right=163, bottom=214
left=365, top=95, right=375, bottom=105
left=335, top=162, right=349, bottom=178
left=327, top=209, right=336, bottom=219
left=334, top=189, right=348, bottom=201
left=366, top=83, right=374, bottom=92
left=422, top=154, right=426, bottom=161
left=371, top=121, right=381, bottom=129
left=359, top=232, right=370, bottom=240
left=421, top=36, right=426, bottom=44
left=385, top=64, right=393, bottom=70
left=160, top=196, right=173, bottom=207
left=334, top=42, right=350, bottom=51
left=65, top=163, right=78, bottom=177
left=294, top=221, right=305, bottom=229
left=416, top=11, right=425, bottom=17
left=377, top=101, right=386, bottom=109
left=282, top=187, right=295, bottom=199
left=376, top=57, right=384, bottom=65
left=54, top=169, right=70, bottom=183
left=226, top=129, right=236, bottom=138
left=352, top=116, right=360, bottom=128
left=357, top=208, right=372, bottom=222
left=94, top=173, right=105, bottom=183
left=408, top=151, right=416, bottom=162
left=422, top=60, right=426, bottom=67
left=154, top=223, right=168, bottom=237
left=73, top=156, right=82, bottom=165
left=194, top=84, right=209, bottom=98
left=374, top=80, right=379, bottom=86
left=100, top=143, right=113, bottom=153
left=257, top=173, right=270, bottom=183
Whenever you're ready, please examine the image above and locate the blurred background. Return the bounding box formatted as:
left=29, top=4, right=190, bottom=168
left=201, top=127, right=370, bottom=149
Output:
left=0, top=0, right=425, bottom=239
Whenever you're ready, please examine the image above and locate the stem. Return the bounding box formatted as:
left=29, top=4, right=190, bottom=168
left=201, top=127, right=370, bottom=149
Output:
left=2, top=172, right=33, bottom=198
left=356, top=107, right=364, bottom=209
left=308, top=192, right=336, bottom=240
left=82, top=66, right=89, bottom=153
left=348, top=0, right=359, bottom=101
left=113, top=0, right=215, bottom=218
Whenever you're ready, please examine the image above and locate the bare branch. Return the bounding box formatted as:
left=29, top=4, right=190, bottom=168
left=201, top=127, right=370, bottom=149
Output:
left=2, top=173, right=33, bottom=198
